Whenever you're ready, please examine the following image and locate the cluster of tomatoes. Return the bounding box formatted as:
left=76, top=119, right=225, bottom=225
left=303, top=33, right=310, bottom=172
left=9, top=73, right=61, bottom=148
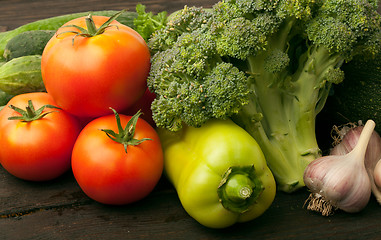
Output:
left=0, top=15, right=163, bottom=205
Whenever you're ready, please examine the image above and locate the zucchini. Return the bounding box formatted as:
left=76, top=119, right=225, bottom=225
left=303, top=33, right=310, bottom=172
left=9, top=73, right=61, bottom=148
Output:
left=3, top=30, right=56, bottom=61
left=0, top=10, right=138, bottom=60
left=328, top=56, right=380, bottom=133
left=0, top=55, right=45, bottom=95
left=317, top=55, right=381, bottom=150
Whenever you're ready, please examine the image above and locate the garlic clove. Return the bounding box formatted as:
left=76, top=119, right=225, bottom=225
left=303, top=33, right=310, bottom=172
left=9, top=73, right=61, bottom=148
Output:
left=373, top=159, right=381, bottom=189
left=336, top=166, right=371, bottom=213
left=330, top=125, right=361, bottom=156
left=304, top=154, right=371, bottom=215
left=330, top=121, right=381, bottom=205
left=304, top=120, right=376, bottom=216
left=366, top=132, right=381, bottom=204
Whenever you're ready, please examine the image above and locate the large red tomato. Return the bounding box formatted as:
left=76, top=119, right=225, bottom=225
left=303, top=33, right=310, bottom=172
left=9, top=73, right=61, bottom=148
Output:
left=0, top=92, right=81, bottom=181
left=71, top=109, right=163, bottom=205
left=41, top=14, right=151, bottom=118
left=124, top=87, right=156, bottom=127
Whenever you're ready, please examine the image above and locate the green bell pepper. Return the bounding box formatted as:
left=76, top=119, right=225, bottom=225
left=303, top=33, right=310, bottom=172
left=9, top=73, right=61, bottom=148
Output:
left=158, top=119, right=276, bottom=229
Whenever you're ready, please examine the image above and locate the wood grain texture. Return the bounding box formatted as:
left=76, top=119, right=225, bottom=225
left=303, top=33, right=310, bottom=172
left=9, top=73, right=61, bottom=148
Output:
left=0, top=0, right=217, bottom=31
left=2, top=165, right=381, bottom=240
left=1, top=1, right=381, bottom=239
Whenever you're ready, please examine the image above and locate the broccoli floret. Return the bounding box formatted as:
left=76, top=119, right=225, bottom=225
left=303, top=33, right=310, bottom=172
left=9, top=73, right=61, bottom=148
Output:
left=149, top=6, right=212, bottom=52
left=147, top=0, right=381, bottom=192
left=264, top=49, right=290, bottom=73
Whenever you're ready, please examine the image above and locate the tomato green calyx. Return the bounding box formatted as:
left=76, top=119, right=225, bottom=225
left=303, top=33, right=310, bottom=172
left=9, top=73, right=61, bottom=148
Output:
left=8, top=100, right=60, bottom=122
left=58, top=10, right=126, bottom=45
left=101, top=108, right=152, bottom=153
left=217, top=165, right=264, bottom=214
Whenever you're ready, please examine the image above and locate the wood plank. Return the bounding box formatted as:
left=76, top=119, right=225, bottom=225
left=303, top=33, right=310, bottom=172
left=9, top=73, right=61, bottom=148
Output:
left=0, top=0, right=217, bottom=30
left=0, top=166, right=90, bottom=217
left=0, top=165, right=173, bottom=217
left=2, top=157, right=381, bottom=240
left=2, top=180, right=381, bottom=239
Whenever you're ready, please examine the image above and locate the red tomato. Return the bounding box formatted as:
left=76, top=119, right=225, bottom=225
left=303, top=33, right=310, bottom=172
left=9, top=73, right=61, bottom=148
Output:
left=0, top=92, right=81, bottom=181
left=41, top=15, right=151, bottom=118
left=124, top=88, right=156, bottom=127
left=71, top=110, right=163, bottom=205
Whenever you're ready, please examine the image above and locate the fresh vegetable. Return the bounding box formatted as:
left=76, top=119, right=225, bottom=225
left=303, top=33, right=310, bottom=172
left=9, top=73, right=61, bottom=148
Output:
left=0, top=6, right=167, bottom=104
left=330, top=122, right=381, bottom=205
left=374, top=159, right=381, bottom=195
left=41, top=12, right=151, bottom=118
left=303, top=120, right=376, bottom=216
left=0, top=90, right=13, bottom=107
left=0, top=92, right=81, bottom=181
left=133, top=3, right=168, bottom=42
left=124, top=87, right=156, bottom=127
left=158, top=119, right=276, bottom=228
left=319, top=54, right=381, bottom=135
left=147, top=0, right=381, bottom=192
left=0, top=55, right=45, bottom=95
left=3, top=30, right=55, bottom=61
left=0, top=10, right=139, bottom=60
left=71, top=109, right=163, bottom=205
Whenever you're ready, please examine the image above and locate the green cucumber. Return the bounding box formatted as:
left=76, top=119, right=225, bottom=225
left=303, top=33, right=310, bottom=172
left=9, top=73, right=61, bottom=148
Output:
left=0, top=10, right=138, bottom=60
left=3, top=30, right=56, bottom=61
left=0, top=89, right=13, bottom=106
left=0, top=55, right=45, bottom=95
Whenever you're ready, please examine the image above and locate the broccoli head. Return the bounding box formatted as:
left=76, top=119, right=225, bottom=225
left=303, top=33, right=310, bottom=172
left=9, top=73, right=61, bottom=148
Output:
left=147, top=0, right=381, bottom=192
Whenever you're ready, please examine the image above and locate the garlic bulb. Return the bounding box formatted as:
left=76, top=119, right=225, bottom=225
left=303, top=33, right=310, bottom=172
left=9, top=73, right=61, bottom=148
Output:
left=303, top=120, right=376, bottom=216
left=330, top=121, right=381, bottom=204
left=374, top=159, right=381, bottom=189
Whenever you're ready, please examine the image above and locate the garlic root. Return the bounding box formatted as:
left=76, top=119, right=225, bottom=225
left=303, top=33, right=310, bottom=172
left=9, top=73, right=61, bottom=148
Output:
left=304, top=120, right=377, bottom=215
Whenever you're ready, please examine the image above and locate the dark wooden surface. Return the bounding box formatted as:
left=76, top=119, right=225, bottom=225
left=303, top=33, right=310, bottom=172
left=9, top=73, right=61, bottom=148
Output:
left=1, top=1, right=381, bottom=239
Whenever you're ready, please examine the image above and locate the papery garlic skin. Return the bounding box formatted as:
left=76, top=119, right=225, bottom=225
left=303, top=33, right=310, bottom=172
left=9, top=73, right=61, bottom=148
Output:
left=304, top=153, right=371, bottom=214
left=330, top=122, right=381, bottom=204
left=336, top=165, right=371, bottom=213
left=330, top=126, right=362, bottom=156
left=364, top=132, right=381, bottom=204
left=373, top=159, right=381, bottom=189
left=304, top=120, right=376, bottom=215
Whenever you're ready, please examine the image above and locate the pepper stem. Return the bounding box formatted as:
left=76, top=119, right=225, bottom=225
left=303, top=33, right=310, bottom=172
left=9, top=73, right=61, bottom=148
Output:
left=101, top=108, right=151, bottom=153
left=217, top=165, right=264, bottom=213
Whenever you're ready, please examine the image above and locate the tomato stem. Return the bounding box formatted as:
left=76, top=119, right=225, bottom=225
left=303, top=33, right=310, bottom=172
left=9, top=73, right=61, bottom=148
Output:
left=85, top=15, right=98, bottom=35
left=57, top=10, right=125, bottom=44
left=101, top=108, right=151, bottom=153
left=8, top=100, right=60, bottom=122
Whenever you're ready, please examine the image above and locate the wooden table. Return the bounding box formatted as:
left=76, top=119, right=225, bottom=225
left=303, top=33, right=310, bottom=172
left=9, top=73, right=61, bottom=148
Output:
left=1, top=1, right=381, bottom=239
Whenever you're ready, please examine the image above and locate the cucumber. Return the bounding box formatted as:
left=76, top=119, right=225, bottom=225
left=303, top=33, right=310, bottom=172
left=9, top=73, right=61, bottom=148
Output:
left=3, top=30, right=56, bottom=61
left=0, top=90, right=13, bottom=106
left=0, top=10, right=138, bottom=60
left=0, top=55, right=45, bottom=95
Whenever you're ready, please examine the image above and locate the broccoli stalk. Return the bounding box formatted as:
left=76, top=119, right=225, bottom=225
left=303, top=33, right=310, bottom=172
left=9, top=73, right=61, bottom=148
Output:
left=147, top=0, right=381, bottom=192
left=236, top=46, right=346, bottom=191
